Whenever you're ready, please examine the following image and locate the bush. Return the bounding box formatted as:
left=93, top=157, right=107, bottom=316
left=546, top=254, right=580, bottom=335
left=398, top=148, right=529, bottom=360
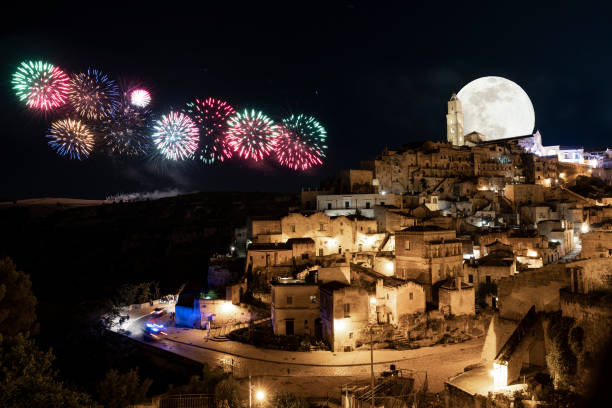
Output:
left=228, top=322, right=317, bottom=351
left=96, top=368, right=152, bottom=408
left=545, top=313, right=577, bottom=390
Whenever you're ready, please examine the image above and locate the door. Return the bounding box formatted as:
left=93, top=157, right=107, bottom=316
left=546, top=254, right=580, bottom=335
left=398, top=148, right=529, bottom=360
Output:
left=314, top=318, right=322, bottom=339
left=285, top=319, right=294, bottom=335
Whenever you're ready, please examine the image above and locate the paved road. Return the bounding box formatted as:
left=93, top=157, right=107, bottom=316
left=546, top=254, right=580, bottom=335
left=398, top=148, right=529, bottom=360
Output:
left=115, top=304, right=484, bottom=392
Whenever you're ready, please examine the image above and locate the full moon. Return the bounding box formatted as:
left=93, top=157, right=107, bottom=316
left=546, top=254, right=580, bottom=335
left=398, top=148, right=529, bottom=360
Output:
left=457, top=76, right=535, bottom=141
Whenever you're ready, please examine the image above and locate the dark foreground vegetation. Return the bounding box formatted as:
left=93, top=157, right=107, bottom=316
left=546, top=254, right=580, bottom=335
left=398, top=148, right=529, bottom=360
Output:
left=0, top=192, right=299, bottom=405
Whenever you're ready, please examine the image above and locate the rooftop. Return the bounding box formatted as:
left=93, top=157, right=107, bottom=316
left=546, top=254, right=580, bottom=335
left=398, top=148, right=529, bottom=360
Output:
left=247, top=242, right=291, bottom=251
left=320, top=281, right=350, bottom=293
left=398, top=225, right=446, bottom=232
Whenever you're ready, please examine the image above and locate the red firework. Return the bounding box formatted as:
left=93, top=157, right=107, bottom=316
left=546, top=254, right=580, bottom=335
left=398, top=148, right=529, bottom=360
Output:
left=28, top=66, right=70, bottom=111
left=275, top=126, right=324, bottom=170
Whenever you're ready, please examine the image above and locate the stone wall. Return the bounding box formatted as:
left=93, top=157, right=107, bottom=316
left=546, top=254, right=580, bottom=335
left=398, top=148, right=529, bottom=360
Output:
left=497, top=264, right=570, bottom=321
left=560, top=288, right=612, bottom=356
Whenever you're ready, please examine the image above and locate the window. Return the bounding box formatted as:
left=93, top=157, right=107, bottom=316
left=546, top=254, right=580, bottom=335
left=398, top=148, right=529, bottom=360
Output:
left=450, top=128, right=454, bottom=133
left=318, top=248, right=323, bottom=256
left=340, top=229, right=344, bottom=235
left=327, top=203, right=332, bottom=210
left=310, top=295, right=317, bottom=303
left=365, top=202, right=371, bottom=209
left=468, top=274, right=474, bottom=283
left=380, top=201, right=385, bottom=206
left=338, top=246, right=342, bottom=254
left=404, top=240, right=410, bottom=250
left=409, top=292, right=413, bottom=300
left=291, top=224, right=295, bottom=232
left=485, top=276, right=491, bottom=284
left=304, top=320, right=308, bottom=328
left=301, top=253, right=309, bottom=260
left=345, top=201, right=350, bottom=209
left=319, top=223, right=325, bottom=231
left=349, top=332, right=353, bottom=339
left=287, top=296, right=293, bottom=305
left=343, top=303, right=350, bottom=317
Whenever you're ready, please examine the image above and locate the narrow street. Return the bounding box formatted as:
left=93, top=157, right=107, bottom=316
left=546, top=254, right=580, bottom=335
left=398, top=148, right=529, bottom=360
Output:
left=114, top=305, right=485, bottom=392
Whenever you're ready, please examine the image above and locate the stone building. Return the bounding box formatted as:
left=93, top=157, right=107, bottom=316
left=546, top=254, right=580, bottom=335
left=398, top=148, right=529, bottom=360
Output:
left=320, top=281, right=370, bottom=352
left=536, top=219, right=574, bottom=256
left=463, top=248, right=516, bottom=286
left=580, top=221, right=612, bottom=258
left=373, top=277, right=426, bottom=324
left=503, top=184, right=545, bottom=207
left=446, top=93, right=464, bottom=146
left=271, top=277, right=320, bottom=337
left=248, top=216, right=282, bottom=243
left=245, top=238, right=315, bottom=277
left=436, top=276, right=475, bottom=316
left=320, top=169, right=377, bottom=194
left=316, top=193, right=400, bottom=217
left=373, top=205, right=416, bottom=233
left=395, top=226, right=463, bottom=302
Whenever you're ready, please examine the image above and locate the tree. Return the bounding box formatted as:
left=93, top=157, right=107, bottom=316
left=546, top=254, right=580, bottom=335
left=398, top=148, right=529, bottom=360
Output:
left=167, top=363, right=226, bottom=395
left=214, top=377, right=241, bottom=408
left=0, top=258, right=37, bottom=338
left=0, top=333, right=95, bottom=408
left=96, top=368, right=152, bottom=408
left=545, top=313, right=577, bottom=390
left=271, top=392, right=309, bottom=408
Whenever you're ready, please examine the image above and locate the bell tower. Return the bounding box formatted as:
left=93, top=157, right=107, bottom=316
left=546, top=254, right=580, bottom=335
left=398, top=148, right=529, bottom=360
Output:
left=446, top=93, right=464, bottom=145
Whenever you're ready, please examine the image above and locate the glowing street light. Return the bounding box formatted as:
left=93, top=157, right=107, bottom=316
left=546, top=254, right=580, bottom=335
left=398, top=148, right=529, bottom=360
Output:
left=249, top=375, right=266, bottom=408
left=581, top=223, right=590, bottom=234
left=255, top=390, right=265, bottom=402
left=370, top=297, right=377, bottom=305
left=490, top=361, right=508, bottom=389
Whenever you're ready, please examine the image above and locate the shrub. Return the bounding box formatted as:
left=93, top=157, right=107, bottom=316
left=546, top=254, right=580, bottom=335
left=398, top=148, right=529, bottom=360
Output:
left=545, top=313, right=577, bottom=390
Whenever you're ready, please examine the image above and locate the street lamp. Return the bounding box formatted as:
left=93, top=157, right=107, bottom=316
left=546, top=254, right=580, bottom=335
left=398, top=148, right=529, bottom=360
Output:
left=255, top=390, right=265, bottom=402
left=249, top=375, right=266, bottom=407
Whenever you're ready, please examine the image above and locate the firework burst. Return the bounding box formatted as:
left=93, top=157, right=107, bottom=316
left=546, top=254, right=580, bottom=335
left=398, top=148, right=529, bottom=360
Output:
left=130, top=89, right=151, bottom=107
left=46, top=118, right=95, bottom=160
left=275, top=126, right=324, bottom=170
left=99, top=95, right=153, bottom=156
left=281, top=114, right=327, bottom=154
left=11, top=60, right=70, bottom=111
left=152, top=111, right=199, bottom=160
left=225, top=109, right=279, bottom=161
left=69, top=68, right=120, bottom=120
left=275, top=114, right=327, bottom=170
left=185, top=98, right=235, bottom=164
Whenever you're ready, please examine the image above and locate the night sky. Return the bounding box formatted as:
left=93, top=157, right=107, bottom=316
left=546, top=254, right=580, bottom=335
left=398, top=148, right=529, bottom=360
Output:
left=1, top=2, right=610, bottom=200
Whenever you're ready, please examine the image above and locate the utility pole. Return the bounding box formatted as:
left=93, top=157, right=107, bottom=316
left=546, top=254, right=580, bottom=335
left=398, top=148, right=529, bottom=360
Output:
left=370, top=326, right=375, bottom=408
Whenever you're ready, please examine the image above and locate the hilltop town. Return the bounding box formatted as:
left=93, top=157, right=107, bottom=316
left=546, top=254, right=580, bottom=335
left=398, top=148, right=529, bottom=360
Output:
left=194, top=93, right=612, bottom=406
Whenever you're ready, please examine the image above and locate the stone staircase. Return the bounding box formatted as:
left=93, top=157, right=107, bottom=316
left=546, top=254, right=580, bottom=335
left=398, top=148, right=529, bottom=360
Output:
left=389, top=329, right=415, bottom=350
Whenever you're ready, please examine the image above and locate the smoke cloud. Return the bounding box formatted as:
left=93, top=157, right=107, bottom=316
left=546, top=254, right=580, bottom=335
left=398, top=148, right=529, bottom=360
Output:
left=106, top=189, right=186, bottom=202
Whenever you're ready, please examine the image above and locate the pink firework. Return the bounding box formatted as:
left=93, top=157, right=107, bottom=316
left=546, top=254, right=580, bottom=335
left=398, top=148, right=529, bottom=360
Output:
left=184, top=97, right=235, bottom=164
left=225, top=109, right=279, bottom=161
left=275, top=126, right=324, bottom=170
